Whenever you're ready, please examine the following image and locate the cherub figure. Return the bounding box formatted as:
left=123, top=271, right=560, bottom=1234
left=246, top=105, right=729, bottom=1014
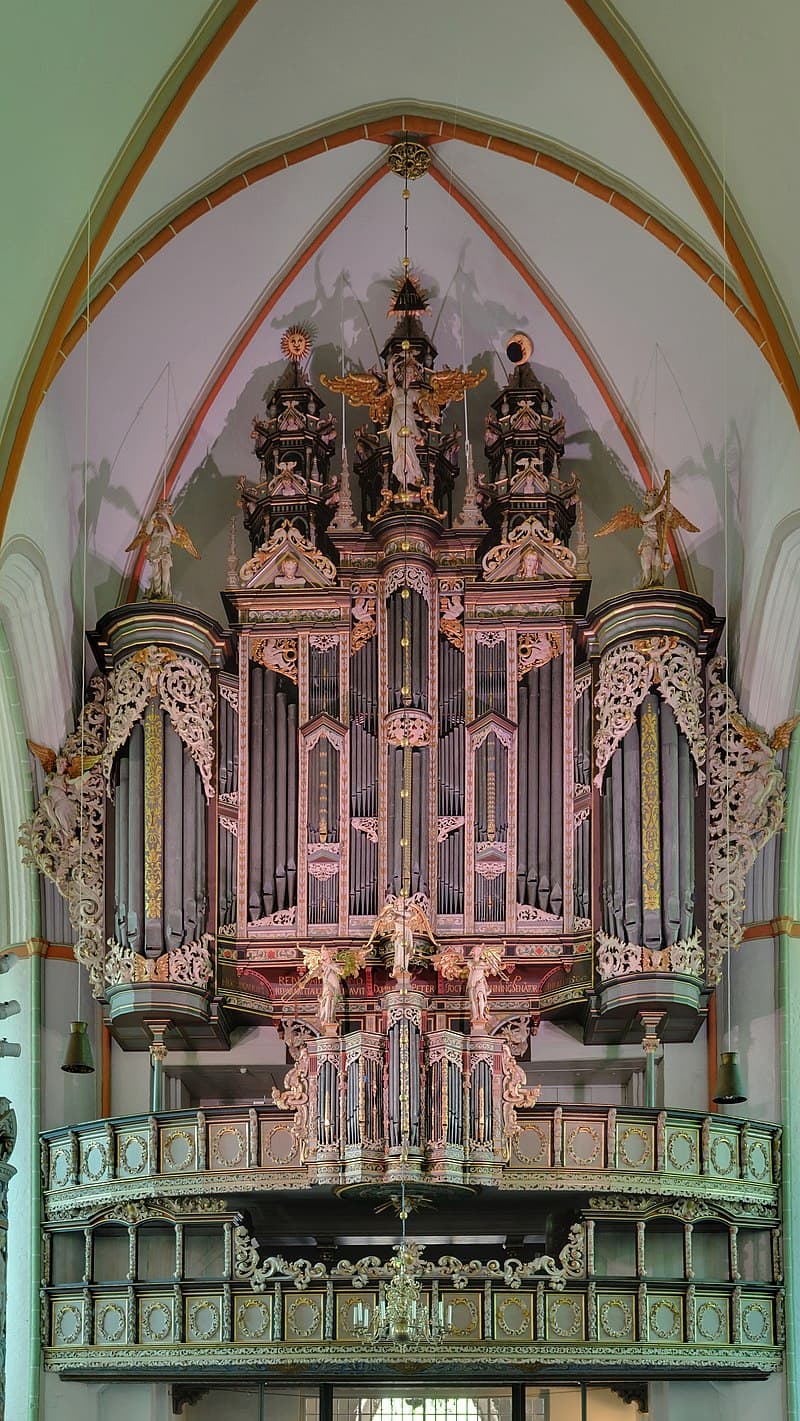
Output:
left=595, top=470, right=698, bottom=589
left=26, top=741, right=100, bottom=843
left=366, top=895, right=437, bottom=984
left=126, top=497, right=200, bottom=600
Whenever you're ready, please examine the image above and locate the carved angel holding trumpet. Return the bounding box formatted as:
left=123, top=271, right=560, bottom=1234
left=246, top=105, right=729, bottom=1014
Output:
left=126, top=496, right=200, bottom=600
left=366, top=895, right=438, bottom=985
left=294, top=945, right=368, bottom=1035
left=322, top=358, right=485, bottom=493
left=435, top=942, right=507, bottom=1032
left=595, top=470, right=698, bottom=589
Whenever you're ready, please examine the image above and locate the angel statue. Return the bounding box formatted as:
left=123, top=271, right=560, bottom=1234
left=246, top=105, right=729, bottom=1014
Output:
left=322, top=359, right=485, bottom=493
left=26, top=741, right=100, bottom=843
left=126, top=496, right=200, bottom=600
left=295, top=945, right=367, bottom=1036
left=595, top=470, right=698, bottom=589
left=366, top=894, right=437, bottom=985
left=435, top=942, right=507, bottom=1032
left=729, top=709, right=800, bottom=833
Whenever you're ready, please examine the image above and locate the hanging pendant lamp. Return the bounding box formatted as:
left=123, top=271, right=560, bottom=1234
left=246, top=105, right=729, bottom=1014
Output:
left=713, top=1050, right=746, bottom=1105
left=61, top=1019, right=95, bottom=1074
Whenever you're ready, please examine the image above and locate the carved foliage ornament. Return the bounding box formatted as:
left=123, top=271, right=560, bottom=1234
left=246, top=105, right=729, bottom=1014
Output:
left=593, top=636, right=706, bottom=787
left=19, top=676, right=107, bottom=995
left=105, top=935, right=213, bottom=989
left=234, top=1222, right=584, bottom=1296
left=103, top=648, right=215, bottom=799
left=595, top=930, right=705, bottom=982
left=705, top=657, right=796, bottom=982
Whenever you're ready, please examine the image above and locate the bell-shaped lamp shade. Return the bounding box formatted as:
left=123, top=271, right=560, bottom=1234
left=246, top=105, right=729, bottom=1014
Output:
left=713, top=1050, right=746, bottom=1105
left=61, top=1020, right=95, bottom=1074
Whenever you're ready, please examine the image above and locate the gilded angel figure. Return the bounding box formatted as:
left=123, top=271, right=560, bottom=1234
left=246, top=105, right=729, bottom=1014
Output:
left=595, top=470, right=698, bottom=589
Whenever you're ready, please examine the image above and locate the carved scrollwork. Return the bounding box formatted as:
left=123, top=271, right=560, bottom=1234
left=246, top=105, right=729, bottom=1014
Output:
left=19, top=676, right=107, bottom=995
left=102, top=648, right=215, bottom=799
left=104, top=935, right=213, bottom=989
left=384, top=564, right=431, bottom=602
left=706, top=657, right=793, bottom=982
left=595, top=930, right=704, bottom=981
left=271, top=1047, right=309, bottom=1159
left=593, top=637, right=706, bottom=787
left=384, top=709, right=432, bottom=747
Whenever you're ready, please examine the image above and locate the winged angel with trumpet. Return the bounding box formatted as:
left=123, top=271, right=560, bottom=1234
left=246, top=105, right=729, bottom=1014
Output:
left=322, top=354, right=485, bottom=492
left=595, top=470, right=698, bottom=589
left=126, top=496, right=200, bottom=600
left=435, top=942, right=507, bottom=1031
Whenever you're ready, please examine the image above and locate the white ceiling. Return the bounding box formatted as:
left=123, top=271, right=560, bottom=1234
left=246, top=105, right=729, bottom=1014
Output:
left=2, top=0, right=799, bottom=726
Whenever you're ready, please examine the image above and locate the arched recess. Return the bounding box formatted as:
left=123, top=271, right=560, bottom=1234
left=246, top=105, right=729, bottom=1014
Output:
left=0, top=538, right=74, bottom=750
left=738, top=514, right=800, bottom=728
left=121, top=163, right=672, bottom=600
left=0, top=624, right=38, bottom=947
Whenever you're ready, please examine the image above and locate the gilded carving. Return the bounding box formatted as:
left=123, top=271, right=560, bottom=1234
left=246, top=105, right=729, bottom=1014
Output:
left=105, top=935, right=213, bottom=989
left=639, top=701, right=661, bottom=912
left=593, top=637, right=706, bottom=787
left=516, top=630, right=561, bottom=680
left=706, top=657, right=799, bottom=981
left=250, top=636, right=299, bottom=685
left=482, top=516, right=577, bottom=582
left=595, top=930, right=704, bottom=981
left=102, top=648, right=215, bottom=799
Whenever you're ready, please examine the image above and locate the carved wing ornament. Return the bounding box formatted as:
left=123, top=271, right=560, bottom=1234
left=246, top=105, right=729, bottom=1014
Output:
left=320, top=370, right=392, bottom=425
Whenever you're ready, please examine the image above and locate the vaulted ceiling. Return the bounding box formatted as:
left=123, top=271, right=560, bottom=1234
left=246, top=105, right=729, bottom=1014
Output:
left=2, top=0, right=799, bottom=738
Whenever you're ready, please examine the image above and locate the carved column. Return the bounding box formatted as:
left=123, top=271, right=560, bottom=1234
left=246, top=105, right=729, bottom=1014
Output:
left=0, top=1099, right=17, bottom=1421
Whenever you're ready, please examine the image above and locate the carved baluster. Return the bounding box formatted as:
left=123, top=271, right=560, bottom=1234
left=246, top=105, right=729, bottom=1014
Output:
left=196, top=1110, right=207, bottom=1170
left=686, top=1283, right=696, bottom=1341
left=587, top=1280, right=596, bottom=1339
left=222, top=1283, right=232, bottom=1342
left=585, top=1219, right=595, bottom=1276
left=484, top=1279, right=493, bottom=1339
left=148, top=1115, right=159, bottom=1173
left=772, top=1127, right=783, bottom=1185
left=105, top=1122, right=115, bottom=1178
left=40, top=1138, right=49, bottom=1192
left=553, top=1106, right=563, bottom=1167
left=248, top=1107, right=258, bottom=1168
left=683, top=1223, right=694, bottom=1280
left=273, top=1281, right=282, bottom=1340
left=173, top=1282, right=183, bottom=1341
left=536, top=1281, right=545, bottom=1339
left=636, top=1220, right=646, bottom=1278
left=68, top=1130, right=79, bottom=1186
left=656, top=1111, right=666, bottom=1172
left=772, top=1227, right=783, bottom=1284
left=83, top=1227, right=92, bottom=1285
left=637, top=1281, right=647, bottom=1342
left=701, top=1116, right=711, bottom=1174
left=729, top=1225, right=739, bottom=1282
left=325, top=1280, right=334, bottom=1340
left=127, top=1224, right=137, bottom=1282
left=174, top=1222, right=184, bottom=1280
left=607, top=1107, right=616, bottom=1167
left=223, top=1220, right=234, bottom=1280
left=732, top=1284, right=742, bottom=1344
left=127, top=1283, right=136, bottom=1343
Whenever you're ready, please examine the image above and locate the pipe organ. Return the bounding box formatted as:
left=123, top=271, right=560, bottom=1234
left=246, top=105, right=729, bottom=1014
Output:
left=55, top=287, right=732, bottom=1127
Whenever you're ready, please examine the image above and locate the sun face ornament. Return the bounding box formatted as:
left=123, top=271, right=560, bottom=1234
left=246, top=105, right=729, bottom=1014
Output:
left=280, top=325, right=314, bottom=365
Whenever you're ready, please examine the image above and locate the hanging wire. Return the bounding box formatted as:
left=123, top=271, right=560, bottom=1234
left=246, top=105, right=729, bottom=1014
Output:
left=77, top=201, right=92, bottom=1022
left=721, top=117, right=733, bottom=1051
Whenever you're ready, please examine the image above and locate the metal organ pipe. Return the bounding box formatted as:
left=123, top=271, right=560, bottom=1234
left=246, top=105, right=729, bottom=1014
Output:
left=516, top=657, right=564, bottom=918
